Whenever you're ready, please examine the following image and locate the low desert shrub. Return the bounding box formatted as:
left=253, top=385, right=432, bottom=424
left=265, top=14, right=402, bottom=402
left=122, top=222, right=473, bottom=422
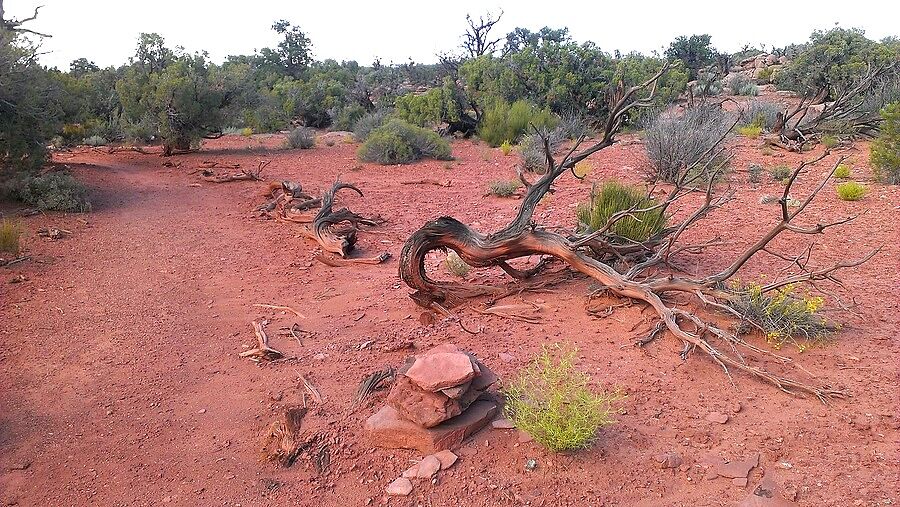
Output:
left=357, top=119, right=452, bottom=165
left=644, top=105, right=733, bottom=182
left=770, top=165, right=792, bottom=181
left=488, top=179, right=521, bottom=197
left=576, top=181, right=666, bottom=242
left=499, top=140, right=513, bottom=156
left=820, top=134, right=839, bottom=149
left=353, top=110, right=389, bottom=142
left=834, top=164, right=851, bottom=179
left=479, top=100, right=556, bottom=147
left=241, top=127, right=254, bottom=137
left=444, top=251, right=470, bottom=278
left=9, top=172, right=92, bottom=212
left=0, top=219, right=23, bottom=255
left=518, top=129, right=564, bottom=174
left=835, top=181, right=866, bottom=201
left=870, top=102, right=900, bottom=184
left=82, top=135, right=108, bottom=147
left=554, top=112, right=591, bottom=140
left=727, top=74, right=758, bottom=96
left=728, top=282, right=829, bottom=351
left=504, top=345, right=623, bottom=452
left=748, top=164, right=763, bottom=184
left=737, top=125, right=762, bottom=138
left=740, top=99, right=781, bottom=131
left=285, top=127, right=315, bottom=149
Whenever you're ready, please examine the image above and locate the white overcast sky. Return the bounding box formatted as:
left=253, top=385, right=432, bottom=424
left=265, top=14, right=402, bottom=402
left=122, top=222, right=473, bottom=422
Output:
left=6, top=0, right=898, bottom=70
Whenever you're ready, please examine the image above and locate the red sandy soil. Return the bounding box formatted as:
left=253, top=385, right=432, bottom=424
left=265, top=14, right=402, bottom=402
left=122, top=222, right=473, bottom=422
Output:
left=1, top=130, right=898, bottom=507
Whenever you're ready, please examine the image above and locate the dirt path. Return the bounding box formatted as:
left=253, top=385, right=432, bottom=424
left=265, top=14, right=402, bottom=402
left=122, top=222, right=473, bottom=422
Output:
left=1, top=136, right=898, bottom=506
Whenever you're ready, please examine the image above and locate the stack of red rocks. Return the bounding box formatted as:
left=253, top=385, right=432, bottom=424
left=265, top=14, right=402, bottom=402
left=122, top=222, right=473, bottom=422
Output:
left=365, top=344, right=499, bottom=453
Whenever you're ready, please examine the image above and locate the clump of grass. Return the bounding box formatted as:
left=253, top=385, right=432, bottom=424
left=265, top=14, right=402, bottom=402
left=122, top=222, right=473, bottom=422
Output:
left=0, top=219, right=24, bottom=255
left=770, top=165, right=792, bottom=181
left=835, top=181, right=866, bottom=201
left=444, top=251, right=470, bottom=278
left=737, top=125, right=762, bottom=139
left=834, top=164, right=851, bottom=179
left=285, top=127, right=315, bottom=150
left=504, top=345, right=624, bottom=452
left=576, top=181, right=666, bottom=242
left=488, top=179, right=521, bottom=197
left=820, top=134, right=839, bottom=149
left=748, top=164, right=763, bottom=184
left=241, top=127, right=254, bottom=137
left=499, top=140, right=513, bottom=156
left=760, top=145, right=774, bottom=157
left=728, top=282, right=830, bottom=351
left=573, top=161, right=592, bottom=178
left=82, top=135, right=108, bottom=147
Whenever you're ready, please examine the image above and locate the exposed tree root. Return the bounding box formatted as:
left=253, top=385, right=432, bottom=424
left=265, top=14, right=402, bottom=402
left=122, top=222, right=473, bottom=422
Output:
left=398, top=64, right=875, bottom=402
left=239, top=320, right=284, bottom=361
left=200, top=161, right=269, bottom=183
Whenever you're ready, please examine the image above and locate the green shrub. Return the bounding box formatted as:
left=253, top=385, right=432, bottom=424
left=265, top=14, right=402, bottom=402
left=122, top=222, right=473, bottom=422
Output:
left=353, top=110, right=389, bottom=142
left=357, top=119, right=451, bottom=165
left=0, top=219, right=24, bottom=255
left=499, top=140, right=513, bottom=156
left=488, top=179, right=522, bottom=197
left=478, top=100, right=556, bottom=147
left=285, top=127, right=315, bottom=149
left=820, top=134, right=839, bottom=149
left=770, top=165, right=792, bottom=180
left=241, top=127, right=254, bottom=137
left=504, top=345, right=623, bottom=452
left=739, top=100, right=781, bottom=131
left=835, top=181, right=866, bottom=201
left=444, top=251, right=470, bottom=278
left=748, top=164, right=763, bottom=184
left=728, top=282, right=829, bottom=351
left=644, top=105, right=733, bottom=182
left=757, top=67, right=774, bottom=84
left=871, top=102, right=900, bottom=184
left=576, top=181, right=666, bottom=242
left=727, top=74, right=752, bottom=95
left=834, top=164, right=851, bottom=179
left=9, top=172, right=92, bottom=212
left=737, top=125, right=762, bottom=138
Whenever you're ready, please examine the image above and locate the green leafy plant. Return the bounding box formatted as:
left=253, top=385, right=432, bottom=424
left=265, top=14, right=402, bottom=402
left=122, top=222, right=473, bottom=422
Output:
left=357, top=119, right=452, bottom=165
left=576, top=181, right=666, bottom=242
left=835, top=181, right=867, bottom=201
left=444, top=251, right=471, bottom=278
left=478, top=99, right=556, bottom=147
left=0, top=219, right=24, bottom=255
left=728, top=282, right=830, bottom=351
left=871, top=102, right=900, bottom=184
left=737, top=125, right=762, bottom=138
left=820, top=135, right=839, bottom=149
left=499, top=140, right=513, bottom=156
left=504, top=345, right=624, bottom=452
left=770, top=165, right=792, bottom=181
left=834, top=164, right=851, bottom=179
left=285, top=127, right=315, bottom=149
left=241, top=127, right=254, bottom=137
left=6, top=172, right=92, bottom=212
left=488, top=179, right=522, bottom=197
left=353, top=110, right=389, bottom=142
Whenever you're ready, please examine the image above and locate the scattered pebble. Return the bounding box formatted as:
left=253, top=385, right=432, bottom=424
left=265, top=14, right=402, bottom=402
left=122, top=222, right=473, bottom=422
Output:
left=525, top=459, right=538, bottom=472
left=385, top=477, right=413, bottom=496
left=705, top=411, right=729, bottom=424
left=415, top=455, right=441, bottom=479
left=491, top=418, right=516, bottom=429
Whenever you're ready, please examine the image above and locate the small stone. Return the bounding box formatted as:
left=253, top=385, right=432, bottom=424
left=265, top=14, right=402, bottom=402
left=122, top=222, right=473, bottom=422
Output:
left=705, top=469, right=719, bottom=481
left=733, top=477, right=749, bottom=487
left=656, top=452, right=683, bottom=469
left=416, top=455, right=441, bottom=479
left=401, top=464, right=419, bottom=478
left=313, top=353, right=327, bottom=361
left=706, top=411, right=729, bottom=424
left=491, top=418, right=516, bottom=429
left=730, top=402, right=743, bottom=414
left=717, top=454, right=760, bottom=479
left=197, top=408, right=206, bottom=414
left=433, top=450, right=458, bottom=470
left=679, top=464, right=691, bottom=473
left=498, top=352, right=517, bottom=363
left=525, top=459, right=538, bottom=472
left=517, top=430, right=534, bottom=443
left=385, top=477, right=413, bottom=496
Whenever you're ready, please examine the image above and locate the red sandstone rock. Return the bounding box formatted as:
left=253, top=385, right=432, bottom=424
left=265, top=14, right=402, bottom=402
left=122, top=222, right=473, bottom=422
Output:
left=386, top=375, right=461, bottom=428
left=365, top=401, right=499, bottom=453
left=405, top=352, right=476, bottom=391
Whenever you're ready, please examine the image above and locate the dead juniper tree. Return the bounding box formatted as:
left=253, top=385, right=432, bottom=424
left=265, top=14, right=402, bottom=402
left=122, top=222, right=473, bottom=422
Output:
left=767, top=61, right=900, bottom=151
left=462, top=10, right=504, bottom=59
left=0, top=0, right=50, bottom=37
left=398, top=63, right=878, bottom=401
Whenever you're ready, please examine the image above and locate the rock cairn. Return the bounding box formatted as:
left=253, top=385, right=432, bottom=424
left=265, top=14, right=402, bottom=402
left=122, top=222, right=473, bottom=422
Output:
left=365, top=344, right=499, bottom=453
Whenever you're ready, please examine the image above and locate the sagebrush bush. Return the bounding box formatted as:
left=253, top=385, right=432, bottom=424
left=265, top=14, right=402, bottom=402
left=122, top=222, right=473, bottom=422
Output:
left=3, top=172, right=92, bottom=212
left=479, top=100, right=556, bottom=147
left=0, top=219, right=23, bottom=255
left=871, top=102, right=900, bottom=184
left=554, top=112, right=591, bottom=140
left=444, top=251, right=470, bottom=278
left=488, top=179, right=521, bottom=197
left=728, top=282, right=829, bottom=351
left=518, top=127, right=566, bottom=174
left=504, top=345, right=623, bottom=452
left=748, top=164, right=763, bottom=184
left=285, top=127, right=315, bottom=149
left=644, top=105, right=733, bottom=182
left=82, top=135, right=108, bottom=147
left=835, top=181, right=866, bottom=201
left=353, top=110, right=389, bottom=142
left=820, top=134, right=839, bottom=149
left=740, top=100, right=781, bottom=131
left=357, top=119, right=452, bottom=165
left=770, top=165, right=792, bottom=181
left=727, top=74, right=751, bottom=95
left=576, top=181, right=666, bottom=242
left=737, top=125, right=762, bottom=138
left=834, top=164, right=851, bottom=179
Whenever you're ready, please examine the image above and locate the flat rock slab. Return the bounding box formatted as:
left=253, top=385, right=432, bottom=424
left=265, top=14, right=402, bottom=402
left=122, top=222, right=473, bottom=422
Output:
left=366, top=400, right=499, bottom=453
left=717, top=454, right=760, bottom=479
left=405, top=352, right=476, bottom=391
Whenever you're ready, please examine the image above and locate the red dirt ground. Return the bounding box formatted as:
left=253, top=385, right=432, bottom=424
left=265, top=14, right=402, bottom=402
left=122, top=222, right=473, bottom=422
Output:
left=1, top=131, right=898, bottom=507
